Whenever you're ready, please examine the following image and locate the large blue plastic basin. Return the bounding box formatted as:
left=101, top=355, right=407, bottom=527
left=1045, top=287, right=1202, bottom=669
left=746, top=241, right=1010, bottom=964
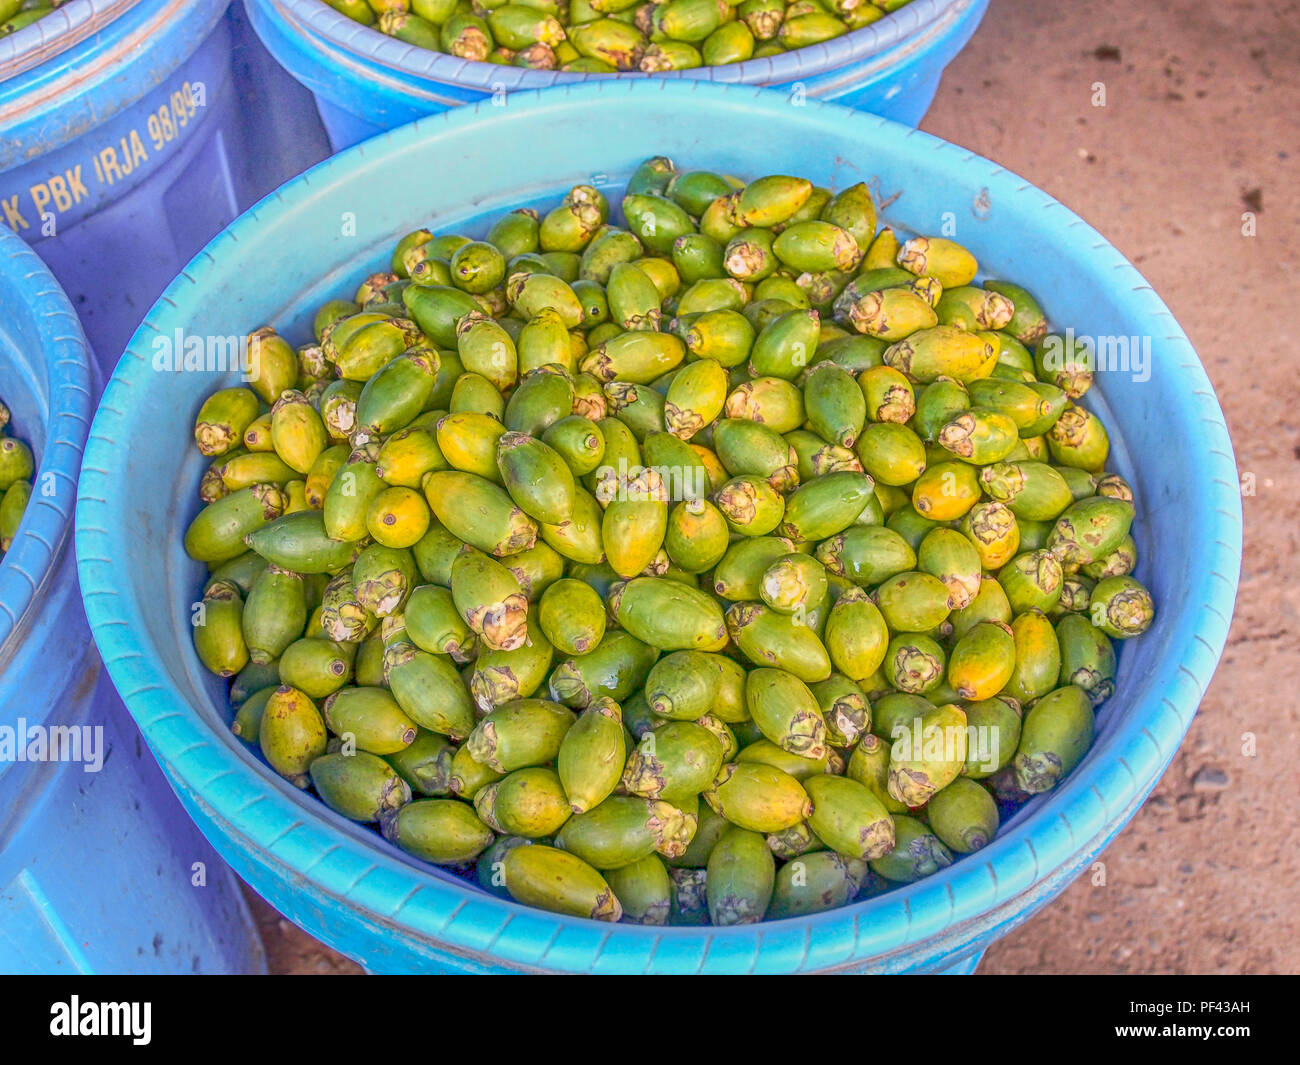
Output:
left=76, top=83, right=1241, bottom=974
left=245, top=0, right=989, bottom=150
left=0, top=226, right=265, bottom=974
left=0, top=0, right=331, bottom=376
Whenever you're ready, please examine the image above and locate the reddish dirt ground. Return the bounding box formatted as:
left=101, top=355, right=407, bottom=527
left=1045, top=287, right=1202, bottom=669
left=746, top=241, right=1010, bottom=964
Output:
left=922, top=0, right=1299, bottom=975
left=250, top=0, right=1299, bottom=974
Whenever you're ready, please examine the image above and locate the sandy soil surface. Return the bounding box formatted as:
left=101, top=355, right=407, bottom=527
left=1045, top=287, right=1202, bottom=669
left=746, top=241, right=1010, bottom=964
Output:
left=249, top=0, right=1299, bottom=974
left=921, top=0, right=1299, bottom=975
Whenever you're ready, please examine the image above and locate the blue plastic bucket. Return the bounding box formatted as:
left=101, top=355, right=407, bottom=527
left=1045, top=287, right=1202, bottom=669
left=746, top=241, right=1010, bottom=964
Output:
left=245, top=0, right=989, bottom=151
left=77, top=83, right=1241, bottom=974
left=0, top=0, right=331, bottom=376
left=0, top=227, right=266, bottom=973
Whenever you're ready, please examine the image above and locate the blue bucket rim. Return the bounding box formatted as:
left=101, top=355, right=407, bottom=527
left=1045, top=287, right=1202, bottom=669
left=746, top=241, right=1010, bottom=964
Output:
left=76, top=81, right=1242, bottom=972
left=0, top=0, right=229, bottom=169
left=0, top=0, right=141, bottom=78
left=0, top=228, right=94, bottom=655
left=256, top=0, right=980, bottom=93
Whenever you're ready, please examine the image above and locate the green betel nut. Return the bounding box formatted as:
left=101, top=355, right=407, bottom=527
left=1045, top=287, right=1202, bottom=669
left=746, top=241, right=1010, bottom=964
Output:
left=179, top=154, right=1154, bottom=926
left=1012, top=685, right=1095, bottom=794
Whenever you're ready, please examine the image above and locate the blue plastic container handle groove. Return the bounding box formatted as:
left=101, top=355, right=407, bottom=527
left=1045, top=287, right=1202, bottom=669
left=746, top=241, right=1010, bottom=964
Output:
left=76, top=82, right=1242, bottom=975
left=0, top=225, right=266, bottom=974
left=245, top=0, right=990, bottom=150
left=0, top=0, right=331, bottom=378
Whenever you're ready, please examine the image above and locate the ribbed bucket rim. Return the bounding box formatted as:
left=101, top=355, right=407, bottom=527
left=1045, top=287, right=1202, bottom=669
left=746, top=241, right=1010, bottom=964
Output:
left=0, top=227, right=94, bottom=658
left=259, top=0, right=979, bottom=92
left=0, top=0, right=141, bottom=80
